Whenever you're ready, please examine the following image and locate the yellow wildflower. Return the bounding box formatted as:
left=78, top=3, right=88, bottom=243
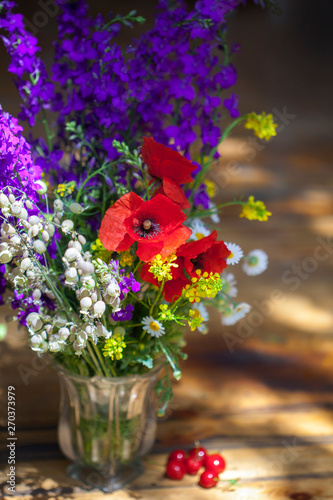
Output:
left=118, top=250, right=134, bottom=267
left=182, top=270, right=222, bottom=303
left=56, top=182, right=75, bottom=197
left=240, top=196, right=272, bottom=222
left=148, top=254, right=178, bottom=282
left=91, top=238, right=112, bottom=262
left=244, top=112, right=278, bottom=141
left=204, top=179, right=216, bottom=198
left=102, top=334, right=126, bottom=361
left=188, top=309, right=204, bottom=331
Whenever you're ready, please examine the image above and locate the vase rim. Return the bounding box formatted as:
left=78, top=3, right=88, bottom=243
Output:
left=53, top=362, right=163, bottom=384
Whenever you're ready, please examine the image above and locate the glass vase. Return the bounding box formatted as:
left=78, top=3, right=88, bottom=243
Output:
left=56, top=364, right=162, bottom=492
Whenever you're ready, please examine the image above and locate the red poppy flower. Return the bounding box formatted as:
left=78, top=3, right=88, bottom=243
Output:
left=141, top=137, right=196, bottom=209
left=178, top=230, right=230, bottom=278
left=99, top=192, right=192, bottom=263
left=141, top=230, right=230, bottom=302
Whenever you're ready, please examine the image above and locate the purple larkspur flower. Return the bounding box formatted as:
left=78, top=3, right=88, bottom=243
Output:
left=111, top=304, right=134, bottom=322
left=223, top=93, right=240, bottom=118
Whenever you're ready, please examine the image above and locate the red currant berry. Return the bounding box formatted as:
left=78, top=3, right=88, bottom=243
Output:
left=167, top=449, right=186, bottom=464
left=205, top=453, right=226, bottom=474
left=166, top=460, right=186, bottom=480
left=185, top=456, right=202, bottom=475
left=188, top=446, right=208, bottom=465
left=198, top=470, right=218, bottom=488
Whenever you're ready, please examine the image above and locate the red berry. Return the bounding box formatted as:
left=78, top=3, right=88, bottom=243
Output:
left=168, top=449, right=186, bottom=464
left=185, top=456, right=202, bottom=475
left=198, top=470, right=218, bottom=488
left=205, top=453, right=226, bottom=474
left=188, top=446, right=208, bottom=465
left=166, top=460, right=186, bottom=480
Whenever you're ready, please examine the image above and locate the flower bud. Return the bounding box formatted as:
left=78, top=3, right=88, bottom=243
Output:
left=72, top=241, right=82, bottom=252
left=77, top=260, right=94, bottom=275
left=45, top=324, right=53, bottom=335
left=46, top=223, right=55, bottom=237
left=65, top=267, right=78, bottom=284
left=107, top=282, right=120, bottom=297
left=10, top=202, right=22, bottom=217
left=64, top=247, right=79, bottom=262
left=26, top=312, right=40, bottom=326
left=0, top=193, right=9, bottom=208
left=31, top=317, right=43, bottom=331
left=61, top=220, right=74, bottom=233
left=33, top=240, right=47, bottom=254
left=54, top=199, right=64, bottom=212
left=34, top=180, right=48, bottom=194
left=22, top=220, right=31, bottom=230
left=18, top=208, right=28, bottom=220
left=42, top=230, right=50, bottom=242
left=49, top=340, right=61, bottom=352
left=28, top=216, right=40, bottom=225
left=78, top=235, right=86, bottom=245
left=30, top=334, right=43, bottom=346
left=8, top=194, right=15, bottom=204
left=32, top=289, right=42, bottom=301
left=25, top=200, right=32, bottom=209
left=20, top=258, right=32, bottom=271
left=84, top=324, right=96, bottom=336
left=69, top=203, right=83, bottom=214
left=59, top=327, right=70, bottom=340
left=2, top=223, right=15, bottom=235
left=80, top=296, right=92, bottom=311
left=28, top=225, right=40, bottom=238
left=93, top=301, right=106, bottom=317
left=0, top=250, right=12, bottom=263
left=97, top=323, right=110, bottom=337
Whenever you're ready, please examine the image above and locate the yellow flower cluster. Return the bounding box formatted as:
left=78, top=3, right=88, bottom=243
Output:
left=240, top=196, right=272, bottom=222
left=188, top=309, right=204, bottom=331
left=159, top=304, right=177, bottom=321
left=91, top=238, right=112, bottom=262
left=204, top=179, right=216, bottom=198
left=148, top=254, right=178, bottom=282
left=183, top=270, right=222, bottom=303
left=102, top=334, right=126, bottom=361
left=118, top=250, right=134, bottom=267
left=244, top=112, right=278, bottom=141
left=56, top=182, right=75, bottom=197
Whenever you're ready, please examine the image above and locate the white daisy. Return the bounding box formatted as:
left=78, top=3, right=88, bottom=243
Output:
left=225, top=242, right=244, bottom=265
left=188, top=218, right=211, bottom=241
left=221, top=272, right=238, bottom=297
left=221, top=302, right=251, bottom=326
left=209, top=201, right=220, bottom=223
left=242, top=249, right=268, bottom=276
left=142, top=316, right=165, bottom=338
left=193, top=302, right=209, bottom=333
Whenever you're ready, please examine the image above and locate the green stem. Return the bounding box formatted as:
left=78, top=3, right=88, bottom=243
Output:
left=42, top=109, right=52, bottom=152
left=75, top=162, right=111, bottom=203
left=92, top=341, right=112, bottom=377
left=128, top=290, right=150, bottom=309
left=149, top=281, right=165, bottom=316
left=86, top=341, right=104, bottom=376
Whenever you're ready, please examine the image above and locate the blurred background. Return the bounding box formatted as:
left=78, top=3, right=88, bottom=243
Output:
left=1, top=0, right=333, bottom=469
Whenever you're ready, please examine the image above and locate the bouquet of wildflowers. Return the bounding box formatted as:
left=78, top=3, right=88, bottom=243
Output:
left=0, top=0, right=275, bottom=411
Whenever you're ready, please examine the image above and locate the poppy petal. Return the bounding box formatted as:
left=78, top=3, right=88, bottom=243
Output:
left=99, top=192, right=142, bottom=250
left=162, top=177, right=190, bottom=209
left=142, top=137, right=196, bottom=185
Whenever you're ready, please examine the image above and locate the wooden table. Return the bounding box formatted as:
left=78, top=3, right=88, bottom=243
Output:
left=1, top=134, right=333, bottom=498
